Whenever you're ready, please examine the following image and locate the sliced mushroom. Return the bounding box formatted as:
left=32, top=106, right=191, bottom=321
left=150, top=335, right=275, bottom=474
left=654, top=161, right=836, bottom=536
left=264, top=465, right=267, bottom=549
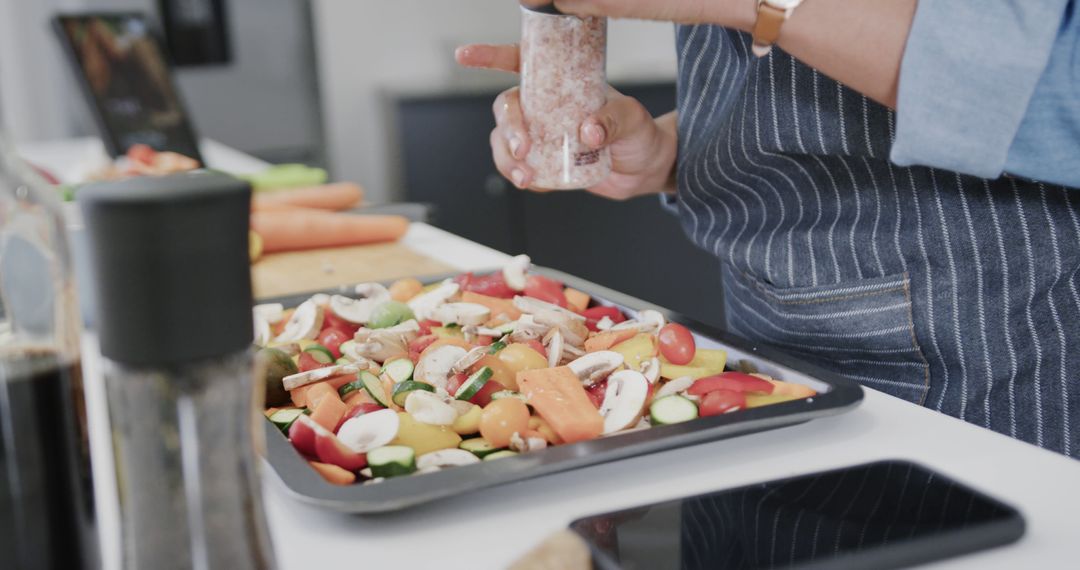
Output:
left=462, top=325, right=506, bottom=343
left=532, top=311, right=588, bottom=347
left=599, top=370, right=650, bottom=434
left=273, top=299, right=323, bottom=343
left=562, top=344, right=586, bottom=361
left=610, top=309, right=666, bottom=335
left=508, top=315, right=548, bottom=343
left=414, top=344, right=469, bottom=391
left=349, top=320, right=421, bottom=362
left=513, top=296, right=585, bottom=321
left=567, top=351, right=624, bottom=386
left=640, top=357, right=661, bottom=384
left=544, top=329, right=564, bottom=369
left=336, top=409, right=400, bottom=453
left=595, top=315, right=615, bottom=331
left=654, top=376, right=695, bottom=400
left=502, top=254, right=531, bottom=291
left=509, top=431, right=547, bottom=453
left=416, top=448, right=480, bottom=470
left=253, top=303, right=285, bottom=324
left=253, top=313, right=272, bottom=347
left=404, top=390, right=459, bottom=426
left=430, top=302, right=491, bottom=327
left=407, top=279, right=460, bottom=321
left=282, top=362, right=366, bottom=391
left=452, top=346, right=489, bottom=375
left=329, top=283, right=392, bottom=325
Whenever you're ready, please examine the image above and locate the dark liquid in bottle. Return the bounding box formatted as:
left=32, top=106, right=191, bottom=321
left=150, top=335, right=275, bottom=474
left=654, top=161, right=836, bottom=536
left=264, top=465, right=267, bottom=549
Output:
left=0, top=351, right=99, bottom=570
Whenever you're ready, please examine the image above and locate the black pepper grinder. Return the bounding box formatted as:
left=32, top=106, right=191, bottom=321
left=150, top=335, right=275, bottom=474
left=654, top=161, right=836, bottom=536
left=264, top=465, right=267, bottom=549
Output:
left=78, top=172, right=276, bottom=570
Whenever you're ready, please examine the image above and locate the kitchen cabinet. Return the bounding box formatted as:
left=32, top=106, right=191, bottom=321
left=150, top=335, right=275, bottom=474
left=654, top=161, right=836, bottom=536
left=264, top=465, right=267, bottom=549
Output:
left=396, top=82, right=725, bottom=329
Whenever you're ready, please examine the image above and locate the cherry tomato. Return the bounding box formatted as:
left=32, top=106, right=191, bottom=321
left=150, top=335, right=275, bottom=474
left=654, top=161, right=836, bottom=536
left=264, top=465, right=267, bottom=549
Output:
left=446, top=372, right=468, bottom=397
left=524, top=275, right=567, bottom=308
left=324, top=309, right=360, bottom=335
left=479, top=398, right=531, bottom=447
left=585, top=380, right=608, bottom=409
left=657, top=323, right=696, bottom=365
left=407, top=334, right=439, bottom=361
left=581, top=306, right=627, bottom=331
left=317, top=328, right=350, bottom=359
left=698, top=389, right=746, bottom=417
left=688, top=372, right=774, bottom=396
left=470, top=379, right=506, bottom=407
left=298, top=352, right=333, bottom=373
left=523, top=339, right=547, bottom=359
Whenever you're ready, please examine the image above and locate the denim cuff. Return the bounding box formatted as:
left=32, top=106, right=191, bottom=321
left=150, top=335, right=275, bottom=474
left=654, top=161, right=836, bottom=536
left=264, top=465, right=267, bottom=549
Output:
left=890, top=0, right=1069, bottom=179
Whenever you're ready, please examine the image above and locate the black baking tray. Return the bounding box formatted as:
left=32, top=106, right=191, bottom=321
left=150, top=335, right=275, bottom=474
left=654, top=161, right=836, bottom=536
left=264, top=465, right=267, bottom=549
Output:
left=259, top=267, right=864, bottom=513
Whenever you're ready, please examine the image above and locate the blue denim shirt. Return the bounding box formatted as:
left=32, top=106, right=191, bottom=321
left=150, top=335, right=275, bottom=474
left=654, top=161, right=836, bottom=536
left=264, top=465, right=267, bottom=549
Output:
left=891, top=0, right=1079, bottom=189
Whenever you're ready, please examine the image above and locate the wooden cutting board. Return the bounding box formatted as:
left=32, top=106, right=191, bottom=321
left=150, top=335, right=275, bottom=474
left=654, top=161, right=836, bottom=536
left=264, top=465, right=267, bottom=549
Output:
left=252, top=242, right=454, bottom=299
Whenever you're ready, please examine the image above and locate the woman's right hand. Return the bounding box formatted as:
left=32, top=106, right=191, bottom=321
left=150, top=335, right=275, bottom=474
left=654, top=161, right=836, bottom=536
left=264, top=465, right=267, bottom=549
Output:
left=455, top=43, right=678, bottom=201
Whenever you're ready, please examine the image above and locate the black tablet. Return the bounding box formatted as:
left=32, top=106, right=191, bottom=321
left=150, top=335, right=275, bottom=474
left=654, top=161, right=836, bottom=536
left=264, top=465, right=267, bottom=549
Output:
left=572, top=460, right=1024, bottom=570
left=53, top=13, right=203, bottom=163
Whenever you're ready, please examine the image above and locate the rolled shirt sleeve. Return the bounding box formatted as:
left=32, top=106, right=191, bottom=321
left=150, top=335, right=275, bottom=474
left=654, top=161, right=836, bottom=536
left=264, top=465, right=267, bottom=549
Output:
left=890, top=0, right=1072, bottom=182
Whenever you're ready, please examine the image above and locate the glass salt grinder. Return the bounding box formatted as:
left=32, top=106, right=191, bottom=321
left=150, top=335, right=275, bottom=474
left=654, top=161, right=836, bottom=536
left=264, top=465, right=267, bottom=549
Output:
left=0, top=132, right=101, bottom=569
left=519, top=1, right=611, bottom=189
left=77, top=172, right=276, bottom=570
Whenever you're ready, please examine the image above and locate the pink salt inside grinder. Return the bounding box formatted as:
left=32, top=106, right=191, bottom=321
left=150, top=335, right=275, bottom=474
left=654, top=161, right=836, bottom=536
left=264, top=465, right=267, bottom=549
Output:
left=519, top=6, right=611, bottom=190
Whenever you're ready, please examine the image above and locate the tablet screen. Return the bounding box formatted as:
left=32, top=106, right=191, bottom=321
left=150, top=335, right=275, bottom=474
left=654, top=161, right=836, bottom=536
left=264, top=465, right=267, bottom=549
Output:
left=572, top=461, right=1022, bottom=569
left=55, top=14, right=202, bottom=162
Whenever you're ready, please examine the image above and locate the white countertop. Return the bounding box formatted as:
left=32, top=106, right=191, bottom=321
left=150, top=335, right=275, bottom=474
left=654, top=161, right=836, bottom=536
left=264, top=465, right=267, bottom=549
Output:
left=21, top=139, right=1080, bottom=570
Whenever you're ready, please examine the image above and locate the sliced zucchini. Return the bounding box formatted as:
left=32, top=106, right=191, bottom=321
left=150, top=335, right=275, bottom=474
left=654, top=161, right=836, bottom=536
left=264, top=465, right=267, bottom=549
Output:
left=391, top=380, right=435, bottom=407
left=303, top=344, right=335, bottom=364
left=383, top=359, right=415, bottom=384
left=490, top=390, right=527, bottom=403
left=360, top=370, right=389, bottom=407
left=268, top=408, right=306, bottom=434
left=649, top=395, right=699, bottom=425
left=368, top=445, right=417, bottom=478
left=334, top=357, right=351, bottom=366
left=338, top=380, right=364, bottom=399
left=459, top=438, right=503, bottom=459
left=454, top=366, right=493, bottom=401
left=487, top=340, right=508, bottom=354
left=483, top=450, right=519, bottom=461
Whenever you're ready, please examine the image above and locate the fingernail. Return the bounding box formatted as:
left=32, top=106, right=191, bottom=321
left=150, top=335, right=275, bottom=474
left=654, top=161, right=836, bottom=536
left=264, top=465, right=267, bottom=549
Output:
left=584, top=123, right=605, bottom=146
left=511, top=169, right=526, bottom=188
left=509, top=136, right=523, bottom=159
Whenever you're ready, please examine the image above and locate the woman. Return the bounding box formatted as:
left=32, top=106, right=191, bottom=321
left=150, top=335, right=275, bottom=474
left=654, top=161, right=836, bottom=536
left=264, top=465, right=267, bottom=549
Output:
left=458, top=0, right=1080, bottom=457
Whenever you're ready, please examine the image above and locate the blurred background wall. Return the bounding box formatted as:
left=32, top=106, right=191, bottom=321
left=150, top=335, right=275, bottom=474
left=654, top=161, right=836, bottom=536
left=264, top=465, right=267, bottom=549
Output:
left=0, top=0, right=676, bottom=203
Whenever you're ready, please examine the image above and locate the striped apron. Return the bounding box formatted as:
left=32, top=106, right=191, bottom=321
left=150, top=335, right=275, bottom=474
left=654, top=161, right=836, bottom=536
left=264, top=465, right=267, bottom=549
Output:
left=673, top=25, right=1080, bottom=458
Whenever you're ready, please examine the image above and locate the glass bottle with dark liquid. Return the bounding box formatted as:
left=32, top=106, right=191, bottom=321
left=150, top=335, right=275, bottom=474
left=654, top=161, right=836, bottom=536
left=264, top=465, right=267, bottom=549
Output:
left=0, top=134, right=100, bottom=569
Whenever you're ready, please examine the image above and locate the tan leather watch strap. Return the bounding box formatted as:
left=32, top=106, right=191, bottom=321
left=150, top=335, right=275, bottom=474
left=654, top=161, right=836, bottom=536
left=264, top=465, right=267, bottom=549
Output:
left=752, top=3, right=788, bottom=57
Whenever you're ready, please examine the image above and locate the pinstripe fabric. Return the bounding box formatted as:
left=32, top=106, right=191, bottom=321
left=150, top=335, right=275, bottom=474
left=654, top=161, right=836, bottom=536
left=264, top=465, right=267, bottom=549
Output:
left=674, top=26, right=1080, bottom=458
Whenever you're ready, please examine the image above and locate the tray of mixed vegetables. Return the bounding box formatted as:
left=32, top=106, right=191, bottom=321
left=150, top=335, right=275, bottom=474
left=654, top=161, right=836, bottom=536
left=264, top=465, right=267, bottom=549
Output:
left=254, top=257, right=863, bottom=513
